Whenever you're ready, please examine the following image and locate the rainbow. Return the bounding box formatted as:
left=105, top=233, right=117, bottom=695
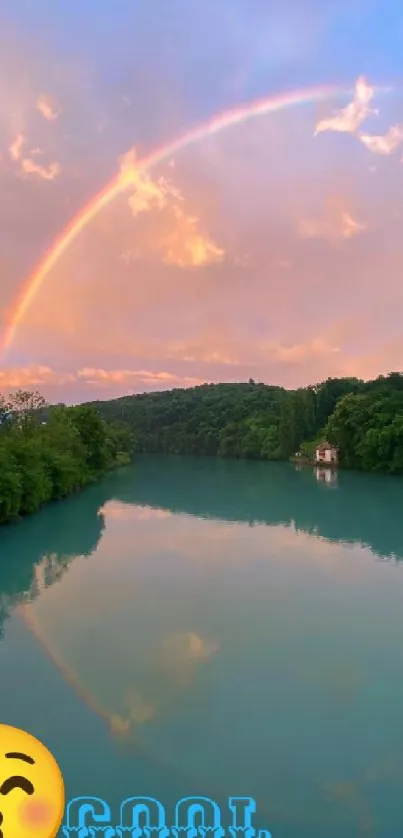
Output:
left=17, top=604, right=115, bottom=727
left=2, top=83, right=346, bottom=353
left=17, top=603, right=215, bottom=788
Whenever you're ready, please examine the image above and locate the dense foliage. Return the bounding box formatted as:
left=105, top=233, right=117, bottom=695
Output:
left=88, top=372, right=403, bottom=474
left=0, top=390, right=133, bottom=525
left=2, top=372, right=402, bottom=528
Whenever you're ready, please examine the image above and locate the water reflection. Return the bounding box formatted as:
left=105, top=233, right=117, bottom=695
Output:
left=0, top=483, right=106, bottom=634
left=314, top=466, right=338, bottom=487
left=0, top=455, right=402, bottom=640
left=113, top=456, right=403, bottom=562
left=22, top=599, right=218, bottom=743
left=1, top=458, right=403, bottom=836
left=0, top=475, right=220, bottom=739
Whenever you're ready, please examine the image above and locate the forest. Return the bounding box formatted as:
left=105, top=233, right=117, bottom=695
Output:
left=0, top=390, right=133, bottom=525
left=1, top=371, right=402, bottom=527
left=87, top=372, right=403, bottom=474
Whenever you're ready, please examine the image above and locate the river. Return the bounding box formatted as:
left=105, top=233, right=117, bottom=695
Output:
left=1, top=456, right=403, bottom=838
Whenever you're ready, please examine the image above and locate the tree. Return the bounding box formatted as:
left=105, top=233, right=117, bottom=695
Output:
left=39, top=407, right=89, bottom=496
left=7, top=390, right=47, bottom=437
left=0, top=445, right=22, bottom=523
left=10, top=436, right=53, bottom=515
left=0, top=395, right=8, bottom=425
left=69, top=406, right=108, bottom=475
left=105, top=420, right=134, bottom=466
left=0, top=390, right=134, bottom=526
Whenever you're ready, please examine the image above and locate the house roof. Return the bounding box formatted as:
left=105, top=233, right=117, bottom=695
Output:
left=316, top=441, right=336, bottom=451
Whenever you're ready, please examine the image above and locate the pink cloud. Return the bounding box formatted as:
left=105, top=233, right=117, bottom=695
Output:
left=0, top=364, right=206, bottom=400
left=0, top=365, right=75, bottom=389
left=20, top=157, right=61, bottom=180
left=119, top=149, right=225, bottom=267
left=298, top=209, right=366, bottom=242
left=36, top=94, right=61, bottom=121
left=9, top=133, right=25, bottom=161
left=76, top=367, right=205, bottom=388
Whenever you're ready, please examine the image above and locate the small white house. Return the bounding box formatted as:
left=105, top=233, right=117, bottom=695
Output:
left=315, top=441, right=338, bottom=465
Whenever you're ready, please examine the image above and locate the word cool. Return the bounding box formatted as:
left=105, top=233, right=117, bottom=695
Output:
left=62, top=795, right=272, bottom=837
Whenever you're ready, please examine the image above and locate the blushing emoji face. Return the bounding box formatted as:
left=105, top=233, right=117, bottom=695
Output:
left=0, top=725, right=64, bottom=838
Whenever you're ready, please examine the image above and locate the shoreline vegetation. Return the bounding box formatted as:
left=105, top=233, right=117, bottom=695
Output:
left=87, top=371, right=403, bottom=474
left=1, top=370, right=403, bottom=526
left=0, top=391, right=134, bottom=526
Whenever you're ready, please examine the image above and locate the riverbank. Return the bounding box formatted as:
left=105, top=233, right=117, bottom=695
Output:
left=87, top=374, right=403, bottom=477
left=3, top=369, right=403, bottom=529
left=0, top=395, right=133, bottom=526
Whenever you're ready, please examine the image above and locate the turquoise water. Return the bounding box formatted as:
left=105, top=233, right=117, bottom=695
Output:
left=1, top=456, right=403, bottom=837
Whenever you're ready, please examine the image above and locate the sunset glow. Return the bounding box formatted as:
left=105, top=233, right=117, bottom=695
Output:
left=1, top=1, right=402, bottom=400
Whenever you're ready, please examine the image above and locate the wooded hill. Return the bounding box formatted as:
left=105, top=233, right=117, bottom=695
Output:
left=86, top=372, right=403, bottom=475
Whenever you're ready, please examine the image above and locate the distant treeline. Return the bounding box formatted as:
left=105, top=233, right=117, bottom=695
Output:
left=2, top=372, right=402, bottom=526
left=86, top=372, right=403, bottom=475
left=0, top=390, right=133, bottom=525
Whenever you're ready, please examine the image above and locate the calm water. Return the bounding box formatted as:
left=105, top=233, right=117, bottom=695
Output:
left=1, top=456, right=403, bottom=837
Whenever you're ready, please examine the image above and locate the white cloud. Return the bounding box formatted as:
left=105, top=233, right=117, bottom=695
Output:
left=359, top=124, right=403, bottom=155
left=315, top=76, right=403, bottom=161
left=315, top=76, right=376, bottom=136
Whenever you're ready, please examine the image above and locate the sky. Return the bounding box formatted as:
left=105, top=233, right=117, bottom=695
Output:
left=1, top=0, right=403, bottom=403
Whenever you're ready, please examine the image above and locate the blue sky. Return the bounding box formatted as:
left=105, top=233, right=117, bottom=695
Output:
left=4, top=0, right=402, bottom=116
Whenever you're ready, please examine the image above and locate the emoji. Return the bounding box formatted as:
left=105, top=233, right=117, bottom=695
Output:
left=0, top=724, right=64, bottom=838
